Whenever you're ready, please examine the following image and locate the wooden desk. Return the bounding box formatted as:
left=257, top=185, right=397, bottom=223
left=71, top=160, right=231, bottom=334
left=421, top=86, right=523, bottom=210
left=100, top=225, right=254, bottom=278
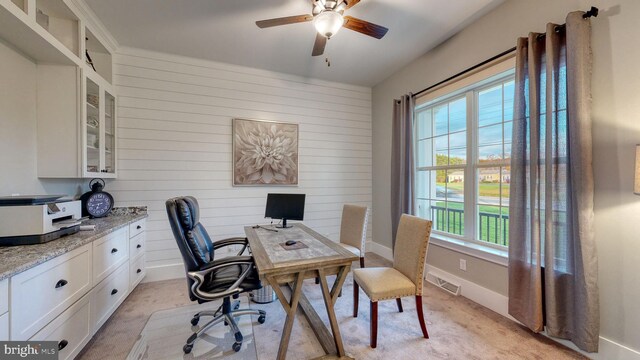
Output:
left=245, top=224, right=358, bottom=360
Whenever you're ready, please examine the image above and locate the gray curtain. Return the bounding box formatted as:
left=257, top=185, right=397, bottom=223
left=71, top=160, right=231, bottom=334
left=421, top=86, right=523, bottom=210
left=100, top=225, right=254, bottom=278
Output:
left=391, top=94, right=415, bottom=247
left=508, top=12, right=599, bottom=352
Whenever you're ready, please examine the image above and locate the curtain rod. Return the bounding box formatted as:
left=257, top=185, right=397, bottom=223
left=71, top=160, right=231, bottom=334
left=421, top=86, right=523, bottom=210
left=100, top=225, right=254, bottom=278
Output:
left=411, top=6, right=599, bottom=99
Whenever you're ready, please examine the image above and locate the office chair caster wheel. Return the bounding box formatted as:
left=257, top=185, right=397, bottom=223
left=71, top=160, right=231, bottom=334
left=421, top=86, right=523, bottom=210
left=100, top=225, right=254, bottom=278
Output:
left=258, top=315, right=266, bottom=324
left=183, top=344, right=193, bottom=354
left=232, top=342, right=242, bottom=352
left=190, top=316, right=199, bottom=326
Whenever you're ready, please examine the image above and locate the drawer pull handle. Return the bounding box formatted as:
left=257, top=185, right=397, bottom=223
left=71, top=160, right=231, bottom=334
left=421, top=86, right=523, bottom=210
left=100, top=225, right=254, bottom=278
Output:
left=55, top=279, right=68, bottom=289
left=58, top=340, right=68, bottom=351
left=136, top=244, right=142, bottom=249
left=111, top=248, right=118, bottom=254
left=136, top=225, right=142, bottom=230
left=136, top=268, right=142, bottom=274
left=111, top=289, right=118, bottom=295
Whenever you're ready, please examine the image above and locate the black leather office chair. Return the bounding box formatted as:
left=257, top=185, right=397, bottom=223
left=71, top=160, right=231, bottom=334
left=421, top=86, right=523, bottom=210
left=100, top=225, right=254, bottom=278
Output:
left=166, top=196, right=266, bottom=354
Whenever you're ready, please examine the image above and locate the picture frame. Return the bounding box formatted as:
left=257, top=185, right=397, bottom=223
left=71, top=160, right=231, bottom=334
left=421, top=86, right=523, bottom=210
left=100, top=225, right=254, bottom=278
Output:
left=232, top=118, right=299, bottom=186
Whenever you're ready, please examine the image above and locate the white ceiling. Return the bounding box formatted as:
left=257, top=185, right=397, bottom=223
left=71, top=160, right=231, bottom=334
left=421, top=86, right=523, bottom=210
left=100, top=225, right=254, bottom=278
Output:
left=84, top=0, right=503, bottom=87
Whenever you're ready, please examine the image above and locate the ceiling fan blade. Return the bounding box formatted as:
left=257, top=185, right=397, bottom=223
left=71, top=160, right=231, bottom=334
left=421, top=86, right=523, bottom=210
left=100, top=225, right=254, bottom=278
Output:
left=345, top=0, right=361, bottom=10
left=312, top=33, right=327, bottom=56
left=256, top=14, right=313, bottom=28
left=343, top=16, right=388, bottom=39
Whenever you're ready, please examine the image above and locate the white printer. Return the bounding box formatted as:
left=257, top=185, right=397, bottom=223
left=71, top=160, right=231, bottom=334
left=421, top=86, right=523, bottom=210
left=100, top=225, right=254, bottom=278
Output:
left=0, top=195, right=82, bottom=246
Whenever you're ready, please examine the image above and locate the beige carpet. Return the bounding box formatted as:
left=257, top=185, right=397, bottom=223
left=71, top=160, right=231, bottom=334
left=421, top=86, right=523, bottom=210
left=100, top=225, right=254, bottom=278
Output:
left=78, top=253, right=586, bottom=360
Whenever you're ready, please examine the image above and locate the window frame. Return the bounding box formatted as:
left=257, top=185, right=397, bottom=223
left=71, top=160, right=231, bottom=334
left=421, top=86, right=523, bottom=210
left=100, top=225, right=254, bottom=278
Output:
left=414, top=65, right=515, bottom=252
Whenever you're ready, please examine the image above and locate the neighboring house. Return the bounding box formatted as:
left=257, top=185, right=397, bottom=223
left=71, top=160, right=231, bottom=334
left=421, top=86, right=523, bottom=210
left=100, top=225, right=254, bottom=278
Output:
left=479, top=168, right=510, bottom=183
left=446, top=169, right=510, bottom=183
left=447, top=171, right=464, bottom=182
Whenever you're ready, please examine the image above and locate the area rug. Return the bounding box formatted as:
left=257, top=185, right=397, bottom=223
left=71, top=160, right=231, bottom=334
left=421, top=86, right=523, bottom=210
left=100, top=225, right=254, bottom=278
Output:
left=248, top=275, right=587, bottom=360
left=127, top=297, right=257, bottom=360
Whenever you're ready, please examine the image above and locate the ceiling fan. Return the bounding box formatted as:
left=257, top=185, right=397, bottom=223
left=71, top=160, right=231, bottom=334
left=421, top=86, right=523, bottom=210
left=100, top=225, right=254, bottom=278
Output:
left=256, top=0, right=389, bottom=56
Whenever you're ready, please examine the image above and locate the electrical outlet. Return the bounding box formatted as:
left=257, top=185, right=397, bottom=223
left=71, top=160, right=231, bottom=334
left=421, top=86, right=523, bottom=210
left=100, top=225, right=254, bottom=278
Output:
left=459, top=259, right=467, bottom=271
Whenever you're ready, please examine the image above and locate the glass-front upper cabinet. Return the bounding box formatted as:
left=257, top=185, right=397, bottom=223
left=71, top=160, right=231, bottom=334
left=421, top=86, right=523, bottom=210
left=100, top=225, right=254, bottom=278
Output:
left=84, top=71, right=116, bottom=178
left=85, top=77, right=100, bottom=175
left=104, top=91, right=116, bottom=175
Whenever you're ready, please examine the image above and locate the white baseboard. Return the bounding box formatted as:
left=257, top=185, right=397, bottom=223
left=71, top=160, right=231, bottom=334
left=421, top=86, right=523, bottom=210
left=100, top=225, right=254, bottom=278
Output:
left=425, top=264, right=515, bottom=321
left=367, top=241, right=393, bottom=261
left=143, top=263, right=184, bottom=283
left=551, top=334, right=640, bottom=360
left=422, top=264, right=640, bottom=360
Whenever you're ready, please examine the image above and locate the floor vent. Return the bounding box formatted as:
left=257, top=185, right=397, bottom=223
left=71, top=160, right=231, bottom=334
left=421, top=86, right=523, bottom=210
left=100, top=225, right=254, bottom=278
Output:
left=426, top=272, right=461, bottom=296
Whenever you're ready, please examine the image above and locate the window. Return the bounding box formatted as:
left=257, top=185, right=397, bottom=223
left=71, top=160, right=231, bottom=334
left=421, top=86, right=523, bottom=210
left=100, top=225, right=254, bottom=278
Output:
left=415, top=61, right=515, bottom=248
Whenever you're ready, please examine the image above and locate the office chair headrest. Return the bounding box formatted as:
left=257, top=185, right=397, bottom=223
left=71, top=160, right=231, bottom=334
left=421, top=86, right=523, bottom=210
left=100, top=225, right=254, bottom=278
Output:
left=175, top=196, right=200, bottom=231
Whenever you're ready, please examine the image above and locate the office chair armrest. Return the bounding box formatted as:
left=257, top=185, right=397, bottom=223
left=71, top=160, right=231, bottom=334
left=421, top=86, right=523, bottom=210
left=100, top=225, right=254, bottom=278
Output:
left=213, top=237, right=249, bottom=256
left=188, top=256, right=255, bottom=301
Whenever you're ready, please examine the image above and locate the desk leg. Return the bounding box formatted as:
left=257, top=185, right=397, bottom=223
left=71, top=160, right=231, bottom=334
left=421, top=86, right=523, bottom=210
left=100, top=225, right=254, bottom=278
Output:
left=265, top=272, right=305, bottom=360
left=317, top=266, right=350, bottom=357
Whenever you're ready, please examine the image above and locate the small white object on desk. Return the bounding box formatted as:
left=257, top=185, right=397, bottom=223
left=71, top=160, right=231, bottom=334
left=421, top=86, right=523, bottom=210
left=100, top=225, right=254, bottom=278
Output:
left=80, top=225, right=95, bottom=231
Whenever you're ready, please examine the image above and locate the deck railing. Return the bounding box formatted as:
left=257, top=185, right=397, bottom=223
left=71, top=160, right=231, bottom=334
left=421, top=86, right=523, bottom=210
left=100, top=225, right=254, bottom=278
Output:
left=430, top=206, right=509, bottom=246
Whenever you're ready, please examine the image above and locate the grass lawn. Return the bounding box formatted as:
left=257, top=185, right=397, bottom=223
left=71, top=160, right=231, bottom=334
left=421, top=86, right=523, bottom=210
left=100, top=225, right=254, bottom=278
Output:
left=440, top=182, right=510, bottom=198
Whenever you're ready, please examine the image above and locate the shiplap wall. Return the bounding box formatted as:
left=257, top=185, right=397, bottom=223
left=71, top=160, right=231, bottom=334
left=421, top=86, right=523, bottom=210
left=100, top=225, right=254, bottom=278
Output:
left=109, top=48, right=373, bottom=281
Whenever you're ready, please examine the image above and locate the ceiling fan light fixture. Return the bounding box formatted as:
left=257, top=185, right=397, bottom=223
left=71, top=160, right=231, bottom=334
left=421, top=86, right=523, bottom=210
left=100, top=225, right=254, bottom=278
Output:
left=314, top=10, right=343, bottom=38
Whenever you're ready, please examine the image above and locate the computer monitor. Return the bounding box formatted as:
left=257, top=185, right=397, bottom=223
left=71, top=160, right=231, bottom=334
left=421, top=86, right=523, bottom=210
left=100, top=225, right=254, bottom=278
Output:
left=264, top=193, right=305, bottom=228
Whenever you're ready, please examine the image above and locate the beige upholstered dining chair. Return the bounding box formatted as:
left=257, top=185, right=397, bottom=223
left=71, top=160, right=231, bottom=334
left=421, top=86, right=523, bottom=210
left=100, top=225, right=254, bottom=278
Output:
left=352, top=214, right=432, bottom=348
left=338, top=204, right=369, bottom=268
left=316, top=204, right=369, bottom=286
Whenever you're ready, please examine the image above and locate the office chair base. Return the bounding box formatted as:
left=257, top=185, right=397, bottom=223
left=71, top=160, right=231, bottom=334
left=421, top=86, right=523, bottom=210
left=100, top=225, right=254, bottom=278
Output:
left=191, top=300, right=241, bottom=326
left=184, top=301, right=266, bottom=354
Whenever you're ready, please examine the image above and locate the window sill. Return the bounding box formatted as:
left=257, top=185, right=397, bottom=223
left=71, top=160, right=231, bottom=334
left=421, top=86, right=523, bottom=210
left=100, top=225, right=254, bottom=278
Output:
left=429, top=234, right=508, bottom=267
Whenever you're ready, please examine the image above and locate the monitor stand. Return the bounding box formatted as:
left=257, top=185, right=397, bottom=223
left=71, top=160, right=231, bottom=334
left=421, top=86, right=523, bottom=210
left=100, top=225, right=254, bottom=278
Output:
left=276, top=218, right=292, bottom=228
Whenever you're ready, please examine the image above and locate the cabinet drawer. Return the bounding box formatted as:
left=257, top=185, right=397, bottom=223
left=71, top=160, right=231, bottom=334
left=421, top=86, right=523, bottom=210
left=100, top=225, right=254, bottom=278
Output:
left=11, top=245, right=91, bottom=340
left=0, top=312, right=8, bottom=341
left=130, top=255, right=145, bottom=290
left=93, top=227, right=129, bottom=285
left=129, top=232, right=145, bottom=262
left=129, top=219, right=145, bottom=238
left=0, top=278, right=7, bottom=315
left=30, top=294, right=91, bottom=360
left=91, top=262, right=129, bottom=333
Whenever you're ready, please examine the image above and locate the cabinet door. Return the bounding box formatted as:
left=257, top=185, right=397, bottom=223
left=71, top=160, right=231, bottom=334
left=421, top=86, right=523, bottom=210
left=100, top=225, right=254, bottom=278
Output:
left=85, top=76, right=101, bottom=176
left=104, top=90, right=116, bottom=175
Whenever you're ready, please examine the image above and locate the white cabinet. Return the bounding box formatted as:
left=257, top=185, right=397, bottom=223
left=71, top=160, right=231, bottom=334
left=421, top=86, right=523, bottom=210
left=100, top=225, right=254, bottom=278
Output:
left=84, top=72, right=117, bottom=177
left=92, top=227, right=128, bottom=285
left=0, top=278, right=8, bottom=315
left=0, top=0, right=117, bottom=179
left=10, top=244, right=92, bottom=340
left=5, top=217, right=145, bottom=355
left=0, top=313, right=8, bottom=341
left=129, top=219, right=146, bottom=238
left=130, top=253, right=146, bottom=290
left=129, top=219, right=146, bottom=290
left=0, top=278, right=8, bottom=341
left=30, top=294, right=91, bottom=360
left=91, top=262, right=129, bottom=333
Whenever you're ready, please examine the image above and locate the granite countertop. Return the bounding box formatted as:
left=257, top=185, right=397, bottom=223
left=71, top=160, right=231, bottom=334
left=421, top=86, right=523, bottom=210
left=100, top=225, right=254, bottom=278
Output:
left=0, top=207, right=148, bottom=281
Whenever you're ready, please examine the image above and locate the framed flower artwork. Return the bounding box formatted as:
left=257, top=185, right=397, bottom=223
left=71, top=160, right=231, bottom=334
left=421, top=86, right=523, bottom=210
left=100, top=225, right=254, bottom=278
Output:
left=232, top=118, right=299, bottom=186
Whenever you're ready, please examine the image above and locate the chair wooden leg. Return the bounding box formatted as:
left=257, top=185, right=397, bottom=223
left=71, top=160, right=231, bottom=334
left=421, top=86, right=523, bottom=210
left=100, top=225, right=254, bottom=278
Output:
left=370, top=301, right=378, bottom=348
left=396, top=298, right=403, bottom=312
left=416, top=295, right=429, bottom=339
left=359, top=257, right=365, bottom=268
left=353, top=280, right=359, bottom=317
